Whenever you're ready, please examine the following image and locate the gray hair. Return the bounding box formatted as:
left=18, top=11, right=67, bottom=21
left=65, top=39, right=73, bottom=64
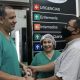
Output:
left=40, top=34, right=56, bottom=47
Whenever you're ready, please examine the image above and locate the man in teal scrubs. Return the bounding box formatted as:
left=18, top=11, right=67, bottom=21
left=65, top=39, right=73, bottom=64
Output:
left=0, top=5, right=27, bottom=80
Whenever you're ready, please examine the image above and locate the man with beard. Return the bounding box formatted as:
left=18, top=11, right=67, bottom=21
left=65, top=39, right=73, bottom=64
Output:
left=0, top=5, right=28, bottom=80
left=28, top=17, right=80, bottom=80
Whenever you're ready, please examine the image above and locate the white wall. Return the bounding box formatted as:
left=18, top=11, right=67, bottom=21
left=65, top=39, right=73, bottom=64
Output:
left=11, top=9, right=27, bottom=61
left=15, top=9, right=27, bottom=30
left=11, top=9, right=27, bottom=37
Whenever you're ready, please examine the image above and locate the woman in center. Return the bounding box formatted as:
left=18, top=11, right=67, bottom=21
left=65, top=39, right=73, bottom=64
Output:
left=31, top=34, right=61, bottom=79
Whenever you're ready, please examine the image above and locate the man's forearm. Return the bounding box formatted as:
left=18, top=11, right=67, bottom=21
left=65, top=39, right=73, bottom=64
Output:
left=0, top=71, right=25, bottom=80
left=36, top=62, right=55, bottom=72
left=37, top=75, right=62, bottom=80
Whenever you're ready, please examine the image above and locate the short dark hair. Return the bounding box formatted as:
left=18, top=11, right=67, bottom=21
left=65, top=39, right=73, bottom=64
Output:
left=0, top=5, right=13, bottom=16
left=68, top=17, right=80, bottom=28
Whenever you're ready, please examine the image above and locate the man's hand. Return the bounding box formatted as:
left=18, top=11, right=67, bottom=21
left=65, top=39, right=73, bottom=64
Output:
left=19, top=62, right=33, bottom=76
left=23, top=68, right=32, bottom=78
left=28, top=66, right=38, bottom=73
left=25, top=76, right=35, bottom=80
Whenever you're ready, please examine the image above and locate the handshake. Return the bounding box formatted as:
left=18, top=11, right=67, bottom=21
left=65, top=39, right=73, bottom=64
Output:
left=23, top=68, right=34, bottom=80
left=22, top=65, right=37, bottom=80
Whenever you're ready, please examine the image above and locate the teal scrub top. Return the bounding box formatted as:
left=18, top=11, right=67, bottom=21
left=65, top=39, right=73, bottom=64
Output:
left=0, top=32, right=21, bottom=76
left=31, top=50, right=61, bottom=78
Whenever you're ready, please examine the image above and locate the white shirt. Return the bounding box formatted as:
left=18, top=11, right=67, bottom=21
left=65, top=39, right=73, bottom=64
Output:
left=55, top=38, right=80, bottom=80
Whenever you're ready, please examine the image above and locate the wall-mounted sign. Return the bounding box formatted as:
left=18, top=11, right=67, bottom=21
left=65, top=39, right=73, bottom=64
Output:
left=32, top=0, right=76, bottom=55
